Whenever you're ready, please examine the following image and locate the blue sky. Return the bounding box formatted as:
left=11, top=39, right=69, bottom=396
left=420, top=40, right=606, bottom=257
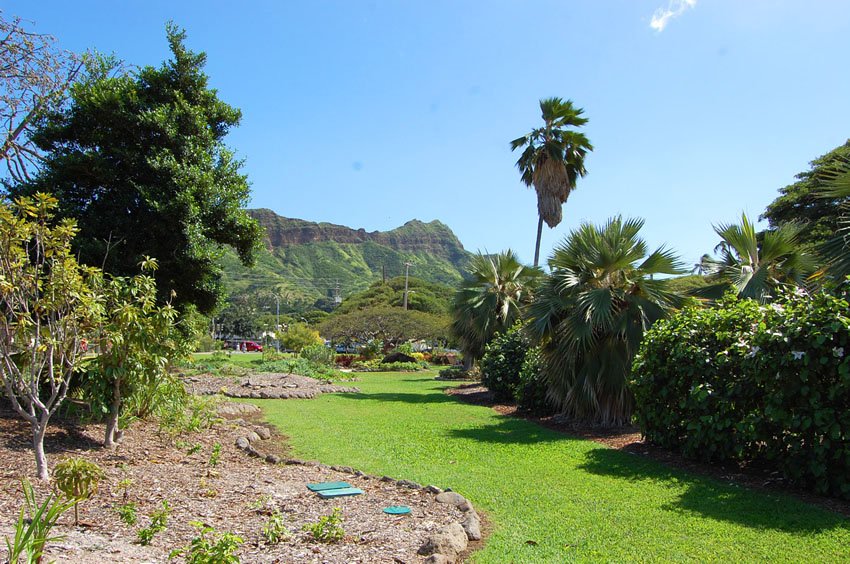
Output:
left=8, top=1, right=850, bottom=268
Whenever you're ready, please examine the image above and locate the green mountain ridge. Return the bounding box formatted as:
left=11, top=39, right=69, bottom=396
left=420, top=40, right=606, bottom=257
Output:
left=221, top=209, right=473, bottom=308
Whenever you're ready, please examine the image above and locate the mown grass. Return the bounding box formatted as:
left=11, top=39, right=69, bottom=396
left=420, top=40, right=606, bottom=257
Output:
left=252, top=371, right=850, bottom=562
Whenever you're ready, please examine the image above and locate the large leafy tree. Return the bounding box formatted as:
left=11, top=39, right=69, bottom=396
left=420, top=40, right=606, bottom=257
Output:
left=817, top=155, right=850, bottom=280
left=450, top=251, right=541, bottom=368
left=319, top=306, right=449, bottom=348
left=526, top=217, right=686, bottom=426
left=17, top=23, right=262, bottom=314
left=762, top=140, right=850, bottom=248
left=511, top=97, right=592, bottom=266
left=700, top=213, right=817, bottom=303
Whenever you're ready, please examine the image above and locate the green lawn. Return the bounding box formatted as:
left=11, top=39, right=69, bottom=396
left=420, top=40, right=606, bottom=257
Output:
left=252, top=371, right=850, bottom=562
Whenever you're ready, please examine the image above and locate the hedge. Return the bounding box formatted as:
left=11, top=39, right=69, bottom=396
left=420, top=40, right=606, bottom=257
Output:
left=632, top=291, right=850, bottom=499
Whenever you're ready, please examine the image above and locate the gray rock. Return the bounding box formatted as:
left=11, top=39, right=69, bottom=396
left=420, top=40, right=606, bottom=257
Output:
left=235, top=437, right=250, bottom=450
left=354, top=470, right=366, bottom=477
left=245, top=431, right=261, bottom=443
left=435, top=491, right=467, bottom=507
left=265, top=454, right=280, bottom=464
left=418, top=523, right=468, bottom=558
left=396, top=479, right=421, bottom=489
left=425, top=485, right=443, bottom=494
left=424, top=555, right=452, bottom=564
left=254, top=426, right=272, bottom=440
left=284, top=458, right=304, bottom=465
left=380, top=476, right=394, bottom=482
left=461, top=512, right=482, bottom=541
left=458, top=500, right=474, bottom=513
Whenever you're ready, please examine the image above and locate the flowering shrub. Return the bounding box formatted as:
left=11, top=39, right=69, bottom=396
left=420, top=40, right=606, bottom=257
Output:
left=633, top=291, right=850, bottom=498
left=480, top=323, right=530, bottom=403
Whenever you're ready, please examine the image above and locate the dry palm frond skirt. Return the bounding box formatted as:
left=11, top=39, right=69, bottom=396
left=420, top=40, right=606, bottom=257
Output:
left=533, top=157, right=569, bottom=228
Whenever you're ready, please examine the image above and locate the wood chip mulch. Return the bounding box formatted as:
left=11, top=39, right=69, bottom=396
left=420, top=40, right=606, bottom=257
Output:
left=446, top=382, right=850, bottom=519
left=0, top=405, right=463, bottom=563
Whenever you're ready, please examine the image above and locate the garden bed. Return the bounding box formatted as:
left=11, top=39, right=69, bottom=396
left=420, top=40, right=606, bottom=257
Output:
left=0, top=404, right=465, bottom=563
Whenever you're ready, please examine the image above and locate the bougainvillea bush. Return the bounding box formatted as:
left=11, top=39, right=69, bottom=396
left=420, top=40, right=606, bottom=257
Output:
left=632, top=291, right=850, bottom=498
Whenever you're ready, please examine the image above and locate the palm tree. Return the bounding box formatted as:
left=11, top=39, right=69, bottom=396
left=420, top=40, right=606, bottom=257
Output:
left=701, top=213, right=817, bottom=303
left=450, top=251, right=541, bottom=369
left=511, top=97, right=593, bottom=267
left=526, top=217, right=686, bottom=426
left=817, top=156, right=850, bottom=280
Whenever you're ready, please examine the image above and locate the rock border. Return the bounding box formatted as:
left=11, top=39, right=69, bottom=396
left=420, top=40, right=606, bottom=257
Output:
left=223, top=402, right=483, bottom=563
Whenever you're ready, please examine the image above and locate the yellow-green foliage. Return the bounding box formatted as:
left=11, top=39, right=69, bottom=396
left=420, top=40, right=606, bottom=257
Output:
left=279, top=323, right=323, bottom=352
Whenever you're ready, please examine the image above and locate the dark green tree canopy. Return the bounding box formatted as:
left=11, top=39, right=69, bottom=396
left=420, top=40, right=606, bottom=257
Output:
left=762, top=140, right=850, bottom=248
left=334, top=276, right=454, bottom=316
left=318, top=306, right=450, bottom=346
left=18, top=23, right=262, bottom=314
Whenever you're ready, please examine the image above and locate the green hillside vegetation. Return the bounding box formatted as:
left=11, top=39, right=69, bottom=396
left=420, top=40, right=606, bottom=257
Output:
left=334, top=276, right=453, bottom=315
left=220, top=210, right=473, bottom=309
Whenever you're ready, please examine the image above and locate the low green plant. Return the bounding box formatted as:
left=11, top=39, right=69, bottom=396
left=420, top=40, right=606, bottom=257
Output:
left=248, top=494, right=273, bottom=512
left=302, top=507, right=345, bottom=543
left=352, top=360, right=426, bottom=372
left=479, top=322, right=530, bottom=403
left=437, top=365, right=476, bottom=380
left=208, top=442, right=222, bottom=467
left=4, top=480, right=76, bottom=564
left=169, top=522, right=243, bottom=563
left=52, top=457, right=105, bottom=526
left=114, top=477, right=133, bottom=502
left=300, top=343, right=335, bottom=366
left=262, top=510, right=291, bottom=544
left=158, top=392, right=222, bottom=437
left=138, top=500, right=170, bottom=546
left=116, top=502, right=138, bottom=526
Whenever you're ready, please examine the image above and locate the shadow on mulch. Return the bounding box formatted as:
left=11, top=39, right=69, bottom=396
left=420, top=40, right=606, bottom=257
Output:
left=445, top=383, right=850, bottom=521
left=0, top=407, right=102, bottom=453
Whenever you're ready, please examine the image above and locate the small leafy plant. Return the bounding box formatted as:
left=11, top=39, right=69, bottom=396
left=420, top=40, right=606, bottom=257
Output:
left=302, top=507, right=345, bottom=543
left=262, top=511, right=291, bottom=544
left=208, top=442, right=222, bottom=467
left=116, top=502, right=138, bottom=526
left=138, top=500, right=170, bottom=545
left=4, top=480, right=76, bottom=564
left=169, top=522, right=243, bottom=563
left=52, top=457, right=105, bottom=525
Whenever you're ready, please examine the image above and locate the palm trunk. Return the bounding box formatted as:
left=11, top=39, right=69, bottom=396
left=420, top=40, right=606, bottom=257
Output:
left=533, top=216, right=544, bottom=267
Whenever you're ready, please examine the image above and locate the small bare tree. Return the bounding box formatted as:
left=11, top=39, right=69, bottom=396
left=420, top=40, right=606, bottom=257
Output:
left=0, top=193, right=100, bottom=479
left=0, top=12, right=83, bottom=185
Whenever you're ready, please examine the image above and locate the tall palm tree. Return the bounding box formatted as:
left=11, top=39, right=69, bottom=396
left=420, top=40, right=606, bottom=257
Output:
left=451, top=251, right=541, bottom=369
left=701, top=213, right=817, bottom=303
left=511, top=97, right=593, bottom=267
left=526, top=217, right=686, bottom=426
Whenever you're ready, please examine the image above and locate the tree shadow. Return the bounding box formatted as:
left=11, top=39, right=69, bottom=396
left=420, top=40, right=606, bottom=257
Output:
left=336, top=391, right=458, bottom=405
left=448, top=417, right=575, bottom=446
left=1, top=410, right=103, bottom=454
left=578, top=448, right=850, bottom=533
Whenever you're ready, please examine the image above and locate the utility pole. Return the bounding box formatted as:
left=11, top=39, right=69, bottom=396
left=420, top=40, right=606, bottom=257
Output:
left=403, top=262, right=412, bottom=310
left=274, top=294, right=280, bottom=352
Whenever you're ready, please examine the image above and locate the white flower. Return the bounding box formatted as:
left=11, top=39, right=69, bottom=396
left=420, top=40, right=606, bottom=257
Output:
left=833, top=347, right=844, bottom=358
left=770, top=303, right=785, bottom=313
left=745, top=346, right=761, bottom=359
left=791, top=351, right=805, bottom=360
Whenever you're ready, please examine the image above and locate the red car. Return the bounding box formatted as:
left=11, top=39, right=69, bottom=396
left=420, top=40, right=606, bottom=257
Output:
left=244, top=341, right=263, bottom=352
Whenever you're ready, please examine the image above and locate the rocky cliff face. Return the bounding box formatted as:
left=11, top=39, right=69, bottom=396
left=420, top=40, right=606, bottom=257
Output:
left=249, top=209, right=468, bottom=262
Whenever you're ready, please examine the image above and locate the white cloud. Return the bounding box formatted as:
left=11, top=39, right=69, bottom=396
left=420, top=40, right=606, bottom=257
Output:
left=650, top=0, right=697, bottom=32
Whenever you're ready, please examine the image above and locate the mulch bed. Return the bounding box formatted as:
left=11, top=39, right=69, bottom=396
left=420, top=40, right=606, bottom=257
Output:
left=446, top=383, right=850, bottom=519
left=0, top=404, right=463, bottom=563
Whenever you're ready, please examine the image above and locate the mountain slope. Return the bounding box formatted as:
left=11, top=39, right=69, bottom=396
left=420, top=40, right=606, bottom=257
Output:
left=221, top=209, right=473, bottom=307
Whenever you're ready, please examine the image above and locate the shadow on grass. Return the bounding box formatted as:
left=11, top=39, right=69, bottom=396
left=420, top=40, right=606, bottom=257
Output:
left=336, top=391, right=458, bottom=405
left=448, top=417, right=573, bottom=445
left=579, top=448, right=850, bottom=533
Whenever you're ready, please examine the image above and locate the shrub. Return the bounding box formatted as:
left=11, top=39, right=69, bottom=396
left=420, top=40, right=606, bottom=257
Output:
left=335, top=354, right=356, bottom=368
left=116, top=502, right=138, bottom=526
left=352, top=360, right=426, bottom=372
left=437, top=366, right=478, bottom=380
left=262, top=511, right=291, bottom=544
left=53, top=457, right=105, bottom=525
left=515, top=346, right=554, bottom=415
left=633, top=291, right=850, bottom=499
left=280, top=323, right=323, bottom=352
left=300, top=343, right=334, bottom=366
left=479, top=324, right=530, bottom=403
